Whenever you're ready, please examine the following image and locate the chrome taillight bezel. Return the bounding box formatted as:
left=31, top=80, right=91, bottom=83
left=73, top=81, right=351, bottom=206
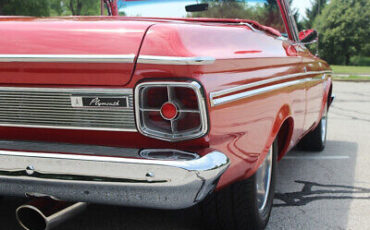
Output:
left=134, top=81, right=208, bottom=142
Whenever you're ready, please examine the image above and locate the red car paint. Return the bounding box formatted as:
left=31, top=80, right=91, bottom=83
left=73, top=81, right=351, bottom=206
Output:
left=0, top=19, right=154, bottom=85
left=0, top=0, right=332, bottom=190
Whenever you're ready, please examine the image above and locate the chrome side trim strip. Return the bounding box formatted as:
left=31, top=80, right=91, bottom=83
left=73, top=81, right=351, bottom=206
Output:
left=210, top=70, right=332, bottom=98
left=211, top=76, right=324, bottom=107
left=0, top=54, right=215, bottom=65
left=0, top=54, right=136, bottom=63
left=137, top=55, right=215, bottom=65
left=0, top=123, right=137, bottom=132
left=0, top=87, right=133, bottom=94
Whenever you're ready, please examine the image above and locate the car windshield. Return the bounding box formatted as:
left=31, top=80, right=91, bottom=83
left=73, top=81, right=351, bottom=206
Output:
left=117, top=0, right=287, bottom=34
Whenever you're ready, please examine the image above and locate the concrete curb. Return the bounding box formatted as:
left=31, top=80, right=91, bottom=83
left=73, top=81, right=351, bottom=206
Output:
left=333, top=74, right=370, bottom=77
left=333, top=79, right=370, bottom=82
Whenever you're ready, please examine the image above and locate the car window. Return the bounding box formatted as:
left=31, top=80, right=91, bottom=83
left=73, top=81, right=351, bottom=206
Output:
left=118, top=0, right=287, bottom=34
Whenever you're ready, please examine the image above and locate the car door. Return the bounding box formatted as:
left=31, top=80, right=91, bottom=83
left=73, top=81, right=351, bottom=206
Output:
left=300, top=48, right=326, bottom=131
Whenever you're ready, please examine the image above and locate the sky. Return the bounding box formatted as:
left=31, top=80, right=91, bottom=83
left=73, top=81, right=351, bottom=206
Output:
left=291, top=0, right=313, bottom=19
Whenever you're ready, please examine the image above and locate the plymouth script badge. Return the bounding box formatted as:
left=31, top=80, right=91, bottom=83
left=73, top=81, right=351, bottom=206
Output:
left=70, top=96, right=129, bottom=108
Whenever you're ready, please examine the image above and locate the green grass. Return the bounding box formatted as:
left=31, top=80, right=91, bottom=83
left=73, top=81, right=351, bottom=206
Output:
left=331, top=65, right=370, bottom=74
left=333, top=75, right=370, bottom=81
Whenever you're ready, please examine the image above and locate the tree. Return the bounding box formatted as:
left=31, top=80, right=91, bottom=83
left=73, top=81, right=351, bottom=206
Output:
left=304, top=0, right=327, bottom=28
left=65, top=0, right=100, bottom=15
left=49, top=0, right=64, bottom=16
left=0, top=0, right=101, bottom=16
left=314, top=0, right=370, bottom=65
left=49, top=0, right=100, bottom=16
left=190, top=0, right=288, bottom=33
left=0, top=0, right=50, bottom=16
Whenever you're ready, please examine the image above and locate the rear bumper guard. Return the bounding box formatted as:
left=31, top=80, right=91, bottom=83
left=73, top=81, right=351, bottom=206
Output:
left=0, top=148, right=229, bottom=209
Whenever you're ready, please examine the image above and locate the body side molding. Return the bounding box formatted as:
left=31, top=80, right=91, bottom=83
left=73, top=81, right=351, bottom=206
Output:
left=0, top=54, right=216, bottom=65
left=210, top=71, right=332, bottom=107
left=0, top=54, right=136, bottom=63
left=137, top=55, right=215, bottom=65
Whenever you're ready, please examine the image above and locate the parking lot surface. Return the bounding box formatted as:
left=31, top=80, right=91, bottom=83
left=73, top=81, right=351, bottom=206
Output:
left=1, top=81, right=369, bottom=230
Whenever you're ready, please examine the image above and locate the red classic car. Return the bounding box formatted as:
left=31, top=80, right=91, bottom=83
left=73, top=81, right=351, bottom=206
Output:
left=0, top=0, right=334, bottom=230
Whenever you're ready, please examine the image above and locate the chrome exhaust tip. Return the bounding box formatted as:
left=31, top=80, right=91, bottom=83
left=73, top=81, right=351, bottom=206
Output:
left=16, top=198, right=87, bottom=230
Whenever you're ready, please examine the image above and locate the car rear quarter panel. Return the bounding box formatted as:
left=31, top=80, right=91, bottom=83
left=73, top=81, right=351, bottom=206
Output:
left=131, top=22, right=322, bottom=188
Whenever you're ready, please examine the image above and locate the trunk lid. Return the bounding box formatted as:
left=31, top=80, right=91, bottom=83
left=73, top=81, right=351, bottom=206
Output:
left=0, top=18, right=153, bottom=86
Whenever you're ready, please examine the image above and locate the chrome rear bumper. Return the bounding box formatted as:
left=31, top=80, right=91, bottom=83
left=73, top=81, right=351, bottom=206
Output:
left=0, top=144, right=229, bottom=209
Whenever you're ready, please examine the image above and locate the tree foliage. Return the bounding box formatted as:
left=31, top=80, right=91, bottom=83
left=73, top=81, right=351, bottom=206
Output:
left=0, top=0, right=50, bottom=16
left=0, top=0, right=101, bottom=16
left=304, top=0, right=327, bottom=29
left=314, top=0, right=370, bottom=65
left=190, top=0, right=287, bottom=33
left=49, top=0, right=100, bottom=16
left=67, top=0, right=100, bottom=16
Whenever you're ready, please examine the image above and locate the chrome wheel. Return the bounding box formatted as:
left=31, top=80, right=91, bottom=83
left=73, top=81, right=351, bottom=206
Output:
left=201, top=140, right=277, bottom=230
left=321, top=105, right=328, bottom=143
left=256, top=147, right=273, bottom=212
left=297, top=102, right=329, bottom=151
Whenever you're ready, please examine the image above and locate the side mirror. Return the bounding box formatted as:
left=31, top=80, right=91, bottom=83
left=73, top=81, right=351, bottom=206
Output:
left=299, top=29, right=318, bottom=44
left=185, top=3, right=209, bottom=12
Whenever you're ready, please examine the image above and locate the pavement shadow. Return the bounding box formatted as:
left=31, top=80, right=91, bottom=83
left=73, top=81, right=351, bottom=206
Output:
left=0, top=196, right=202, bottom=230
left=269, top=140, right=365, bottom=229
left=274, top=180, right=370, bottom=207
left=56, top=204, right=202, bottom=230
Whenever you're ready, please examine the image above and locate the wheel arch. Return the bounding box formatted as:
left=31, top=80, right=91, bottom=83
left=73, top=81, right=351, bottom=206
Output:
left=261, top=104, right=294, bottom=165
left=327, top=81, right=333, bottom=108
left=322, top=77, right=333, bottom=114
left=275, top=117, right=294, bottom=160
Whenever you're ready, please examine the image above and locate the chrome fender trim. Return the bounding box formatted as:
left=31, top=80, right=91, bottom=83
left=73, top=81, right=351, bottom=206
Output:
left=137, top=55, right=215, bottom=65
left=0, top=54, right=216, bottom=65
left=0, top=54, right=136, bottom=63
left=210, top=71, right=332, bottom=107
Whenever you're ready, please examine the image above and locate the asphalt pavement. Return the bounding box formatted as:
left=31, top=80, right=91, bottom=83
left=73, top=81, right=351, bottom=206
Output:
left=1, top=81, right=369, bottom=230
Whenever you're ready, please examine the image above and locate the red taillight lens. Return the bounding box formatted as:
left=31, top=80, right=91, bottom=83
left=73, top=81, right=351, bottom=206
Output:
left=174, top=87, right=198, bottom=110
left=145, top=111, right=171, bottom=133
left=142, top=87, right=168, bottom=108
left=176, top=112, right=201, bottom=132
left=135, top=82, right=208, bottom=142
left=160, top=102, right=178, bottom=120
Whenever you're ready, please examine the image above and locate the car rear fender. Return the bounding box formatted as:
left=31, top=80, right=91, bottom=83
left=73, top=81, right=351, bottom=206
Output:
left=312, top=76, right=333, bottom=131
left=259, top=104, right=294, bottom=165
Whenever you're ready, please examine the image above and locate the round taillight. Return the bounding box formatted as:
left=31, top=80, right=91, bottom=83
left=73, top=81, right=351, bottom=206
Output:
left=160, top=102, right=178, bottom=120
